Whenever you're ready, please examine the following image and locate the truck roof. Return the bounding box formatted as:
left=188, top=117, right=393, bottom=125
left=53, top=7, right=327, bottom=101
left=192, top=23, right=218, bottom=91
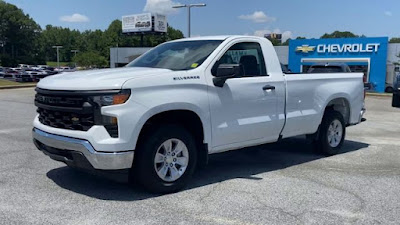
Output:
left=169, top=35, right=266, bottom=42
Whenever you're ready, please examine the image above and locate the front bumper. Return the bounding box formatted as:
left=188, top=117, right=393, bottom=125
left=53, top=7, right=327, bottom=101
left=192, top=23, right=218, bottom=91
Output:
left=32, top=128, right=134, bottom=170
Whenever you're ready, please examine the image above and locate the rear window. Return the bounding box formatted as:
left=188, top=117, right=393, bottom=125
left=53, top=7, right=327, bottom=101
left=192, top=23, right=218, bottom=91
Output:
left=308, top=66, right=344, bottom=73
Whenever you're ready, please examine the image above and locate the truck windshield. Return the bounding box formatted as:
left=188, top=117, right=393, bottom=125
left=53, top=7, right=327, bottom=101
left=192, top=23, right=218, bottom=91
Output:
left=127, top=40, right=223, bottom=71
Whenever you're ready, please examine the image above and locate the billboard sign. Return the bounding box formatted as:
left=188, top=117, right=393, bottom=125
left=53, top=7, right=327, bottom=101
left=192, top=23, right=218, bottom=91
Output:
left=154, top=14, right=167, bottom=33
left=122, top=13, right=152, bottom=33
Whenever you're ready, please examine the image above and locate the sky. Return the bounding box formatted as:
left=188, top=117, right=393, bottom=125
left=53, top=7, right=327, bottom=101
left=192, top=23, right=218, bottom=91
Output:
left=4, top=0, right=400, bottom=40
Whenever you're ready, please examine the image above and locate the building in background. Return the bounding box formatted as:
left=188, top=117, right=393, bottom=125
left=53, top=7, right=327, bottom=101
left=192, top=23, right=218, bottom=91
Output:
left=110, top=47, right=152, bottom=68
left=264, top=33, right=282, bottom=44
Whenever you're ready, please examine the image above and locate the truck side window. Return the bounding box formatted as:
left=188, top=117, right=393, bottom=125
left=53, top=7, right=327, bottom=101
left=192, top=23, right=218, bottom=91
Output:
left=213, top=42, right=267, bottom=77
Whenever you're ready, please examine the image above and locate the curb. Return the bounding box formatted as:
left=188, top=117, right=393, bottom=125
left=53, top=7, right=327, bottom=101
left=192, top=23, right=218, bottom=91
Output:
left=0, top=84, right=36, bottom=90
left=366, top=92, right=392, bottom=97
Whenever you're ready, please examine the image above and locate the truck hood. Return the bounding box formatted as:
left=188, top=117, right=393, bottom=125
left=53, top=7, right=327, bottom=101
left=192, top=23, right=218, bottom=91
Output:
left=37, top=67, right=172, bottom=90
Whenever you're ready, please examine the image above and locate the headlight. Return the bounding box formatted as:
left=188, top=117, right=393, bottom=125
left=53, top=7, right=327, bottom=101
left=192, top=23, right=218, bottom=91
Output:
left=91, top=89, right=131, bottom=107
left=90, top=89, right=131, bottom=138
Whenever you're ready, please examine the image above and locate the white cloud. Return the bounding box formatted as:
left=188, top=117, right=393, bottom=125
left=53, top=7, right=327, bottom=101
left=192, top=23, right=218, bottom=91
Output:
left=60, top=13, right=89, bottom=23
left=254, top=29, right=272, bottom=37
left=239, top=11, right=276, bottom=23
left=144, top=0, right=180, bottom=15
left=252, top=28, right=293, bottom=42
left=282, top=31, right=293, bottom=42
left=384, top=11, right=392, bottom=16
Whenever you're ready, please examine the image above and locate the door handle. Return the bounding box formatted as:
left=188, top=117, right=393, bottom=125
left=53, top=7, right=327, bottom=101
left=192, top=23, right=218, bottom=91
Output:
left=262, top=84, right=275, bottom=91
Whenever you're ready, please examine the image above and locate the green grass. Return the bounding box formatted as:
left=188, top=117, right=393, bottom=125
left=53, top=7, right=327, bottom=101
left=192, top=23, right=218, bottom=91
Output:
left=46, top=61, right=70, bottom=67
left=0, top=79, right=36, bottom=87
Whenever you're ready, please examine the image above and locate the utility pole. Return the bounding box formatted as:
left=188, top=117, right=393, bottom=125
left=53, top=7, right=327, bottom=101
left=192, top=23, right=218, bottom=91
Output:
left=52, top=46, right=63, bottom=68
left=0, top=40, right=5, bottom=55
left=172, top=3, right=206, bottom=38
left=71, top=50, right=79, bottom=68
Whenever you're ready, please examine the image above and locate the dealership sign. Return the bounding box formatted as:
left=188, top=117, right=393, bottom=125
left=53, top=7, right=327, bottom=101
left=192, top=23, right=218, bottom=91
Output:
left=122, top=13, right=152, bottom=33
left=296, top=43, right=380, bottom=54
left=154, top=14, right=167, bottom=33
left=122, top=13, right=167, bottom=33
left=289, top=37, right=389, bottom=93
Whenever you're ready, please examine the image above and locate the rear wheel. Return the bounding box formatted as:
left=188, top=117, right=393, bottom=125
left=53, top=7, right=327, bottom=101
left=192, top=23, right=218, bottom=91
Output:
left=133, top=124, right=197, bottom=193
left=316, top=111, right=346, bottom=155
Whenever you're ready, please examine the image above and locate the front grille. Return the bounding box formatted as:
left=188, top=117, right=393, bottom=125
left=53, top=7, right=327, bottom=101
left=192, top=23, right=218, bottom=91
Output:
left=37, top=108, right=94, bottom=131
left=35, top=89, right=96, bottom=131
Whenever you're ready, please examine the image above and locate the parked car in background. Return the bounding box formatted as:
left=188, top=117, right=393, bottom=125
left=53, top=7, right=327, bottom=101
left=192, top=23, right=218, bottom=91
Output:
left=392, top=72, right=400, bottom=107
left=55, top=67, right=76, bottom=72
left=307, top=63, right=375, bottom=91
left=23, top=69, right=48, bottom=81
left=280, top=63, right=291, bottom=73
left=43, top=69, right=58, bottom=76
left=3, top=68, right=22, bottom=79
left=30, top=65, right=48, bottom=71
left=0, top=67, right=5, bottom=77
left=307, top=63, right=351, bottom=73
left=385, top=64, right=396, bottom=93
left=17, top=64, right=30, bottom=69
left=15, top=72, right=33, bottom=82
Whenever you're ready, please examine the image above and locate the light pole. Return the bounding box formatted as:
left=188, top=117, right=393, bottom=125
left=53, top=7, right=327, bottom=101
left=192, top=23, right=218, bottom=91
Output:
left=0, top=38, right=6, bottom=55
left=71, top=50, right=79, bottom=68
left=172, top=3, right=206, bottom=38
left=52, top=46, right=63, bottom=68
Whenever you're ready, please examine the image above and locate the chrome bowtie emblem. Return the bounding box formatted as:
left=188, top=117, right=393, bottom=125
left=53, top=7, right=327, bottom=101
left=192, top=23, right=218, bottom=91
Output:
left=71, top=117, right=79, bottom=122
left=296, top=45, right=316, bottom=53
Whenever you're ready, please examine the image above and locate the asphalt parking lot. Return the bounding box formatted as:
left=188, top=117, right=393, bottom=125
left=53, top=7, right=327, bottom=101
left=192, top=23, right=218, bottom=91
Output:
left=0, top=88, right=399, bottom=225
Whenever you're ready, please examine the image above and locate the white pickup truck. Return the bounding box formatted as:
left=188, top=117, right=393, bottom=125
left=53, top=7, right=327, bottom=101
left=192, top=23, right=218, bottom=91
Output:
left=32, top=36, right=365, bottom=193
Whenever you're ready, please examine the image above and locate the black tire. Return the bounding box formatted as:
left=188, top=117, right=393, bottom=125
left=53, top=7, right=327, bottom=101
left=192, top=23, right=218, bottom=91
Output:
left=132, top=124, right=197, bottom=193
left=385, top=86, right=394, bottom=93
left=392, top=93, right=400, bottom=107
left=316, top=111, right=346, bottom=156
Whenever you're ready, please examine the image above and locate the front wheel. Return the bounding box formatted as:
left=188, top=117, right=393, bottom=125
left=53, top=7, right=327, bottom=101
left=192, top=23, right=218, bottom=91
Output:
left=133, top=124, right=197, bottom=193
left=316, top=111, right=346, bottom=155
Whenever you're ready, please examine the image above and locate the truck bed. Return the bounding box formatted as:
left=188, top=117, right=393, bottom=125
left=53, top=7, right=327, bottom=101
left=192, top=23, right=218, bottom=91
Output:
left=281, top=72, right=364, bottom=138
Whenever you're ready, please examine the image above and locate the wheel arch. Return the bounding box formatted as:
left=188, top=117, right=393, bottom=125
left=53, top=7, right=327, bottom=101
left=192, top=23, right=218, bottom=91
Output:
left=133, top=104, right=210, bottom=167
left=323, top=96, right=351, bottom=125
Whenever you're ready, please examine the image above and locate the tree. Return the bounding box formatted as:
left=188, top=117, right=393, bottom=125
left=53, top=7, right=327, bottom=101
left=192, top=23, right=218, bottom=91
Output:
left=0, top=1, right=185, bottom=67
left=389, top=38, right=400, bottom=43
left=281, top=36, right=307, bottom=46
left=270, top=39, right=282, bottom=46
left=73, top=51, right=107, bottom=68
left=40, top=25, right=82, bottom=62
left=320, top=31, right=360, bottom=39
left=166, top=26, right=184, bottom=41
left=0, top=1, right=44, bottom=66
left=281, top=39, right=290, bottom=46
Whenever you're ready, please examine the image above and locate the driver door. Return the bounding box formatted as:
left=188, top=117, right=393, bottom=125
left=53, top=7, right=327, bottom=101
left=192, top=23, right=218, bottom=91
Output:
left=207, top=41, right=283, bottom=151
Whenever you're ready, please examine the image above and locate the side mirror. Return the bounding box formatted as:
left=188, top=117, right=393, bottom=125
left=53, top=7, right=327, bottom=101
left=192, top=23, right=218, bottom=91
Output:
left=213, top=64, right=242, bottom=87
